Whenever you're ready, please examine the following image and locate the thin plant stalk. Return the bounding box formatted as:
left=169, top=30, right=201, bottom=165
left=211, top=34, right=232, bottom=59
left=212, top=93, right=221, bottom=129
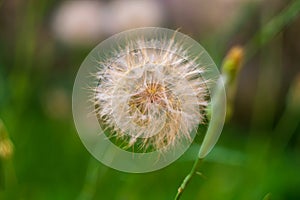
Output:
left=174, top=158, right=204, bottom=200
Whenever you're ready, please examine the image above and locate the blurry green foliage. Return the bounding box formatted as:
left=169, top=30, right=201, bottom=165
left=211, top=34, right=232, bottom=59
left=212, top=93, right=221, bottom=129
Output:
left=0, top=0, right=300, bottom=200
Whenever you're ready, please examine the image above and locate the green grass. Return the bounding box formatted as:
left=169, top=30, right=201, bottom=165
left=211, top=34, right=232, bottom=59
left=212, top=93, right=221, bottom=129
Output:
left=0, top=0, right=300, bottom=199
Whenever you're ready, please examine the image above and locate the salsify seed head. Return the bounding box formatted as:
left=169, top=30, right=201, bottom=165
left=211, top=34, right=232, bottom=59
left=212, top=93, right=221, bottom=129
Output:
left=93, top=34, right=209, bottom=152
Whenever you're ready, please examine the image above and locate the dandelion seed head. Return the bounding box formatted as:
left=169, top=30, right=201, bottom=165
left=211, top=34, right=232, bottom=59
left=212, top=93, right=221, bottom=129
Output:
left=73, top=28, right=225, bottom=172
left=93, top=36, right=208, bottom=151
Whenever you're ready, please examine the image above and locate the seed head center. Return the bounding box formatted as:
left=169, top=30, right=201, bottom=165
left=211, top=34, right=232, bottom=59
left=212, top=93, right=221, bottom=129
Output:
left=128, top=83, right=166, bottom=126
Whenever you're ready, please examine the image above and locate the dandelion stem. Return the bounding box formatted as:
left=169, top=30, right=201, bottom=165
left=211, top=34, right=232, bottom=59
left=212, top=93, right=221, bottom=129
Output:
left=174, top=158, right=204, bottom=200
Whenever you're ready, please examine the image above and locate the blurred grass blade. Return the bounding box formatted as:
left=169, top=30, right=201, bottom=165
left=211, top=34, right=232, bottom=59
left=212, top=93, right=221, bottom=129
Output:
left=262, top=193, right=272, bottom=200
left=272, top=74, right=300, bottom=152
left=245, top=0, right=300, bottom=61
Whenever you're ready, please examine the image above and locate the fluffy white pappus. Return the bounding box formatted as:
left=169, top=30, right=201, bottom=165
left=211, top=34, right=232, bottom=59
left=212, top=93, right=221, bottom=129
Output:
left=92, top=35, right=209, bottom=152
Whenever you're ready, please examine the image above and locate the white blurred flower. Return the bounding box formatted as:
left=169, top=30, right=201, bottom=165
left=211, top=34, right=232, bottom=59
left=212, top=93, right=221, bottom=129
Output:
left=52, top=0, right=105, bottom=46
left=165, top=0, right=259, bottom=35
left=106, top=0, right=164, bottom=34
